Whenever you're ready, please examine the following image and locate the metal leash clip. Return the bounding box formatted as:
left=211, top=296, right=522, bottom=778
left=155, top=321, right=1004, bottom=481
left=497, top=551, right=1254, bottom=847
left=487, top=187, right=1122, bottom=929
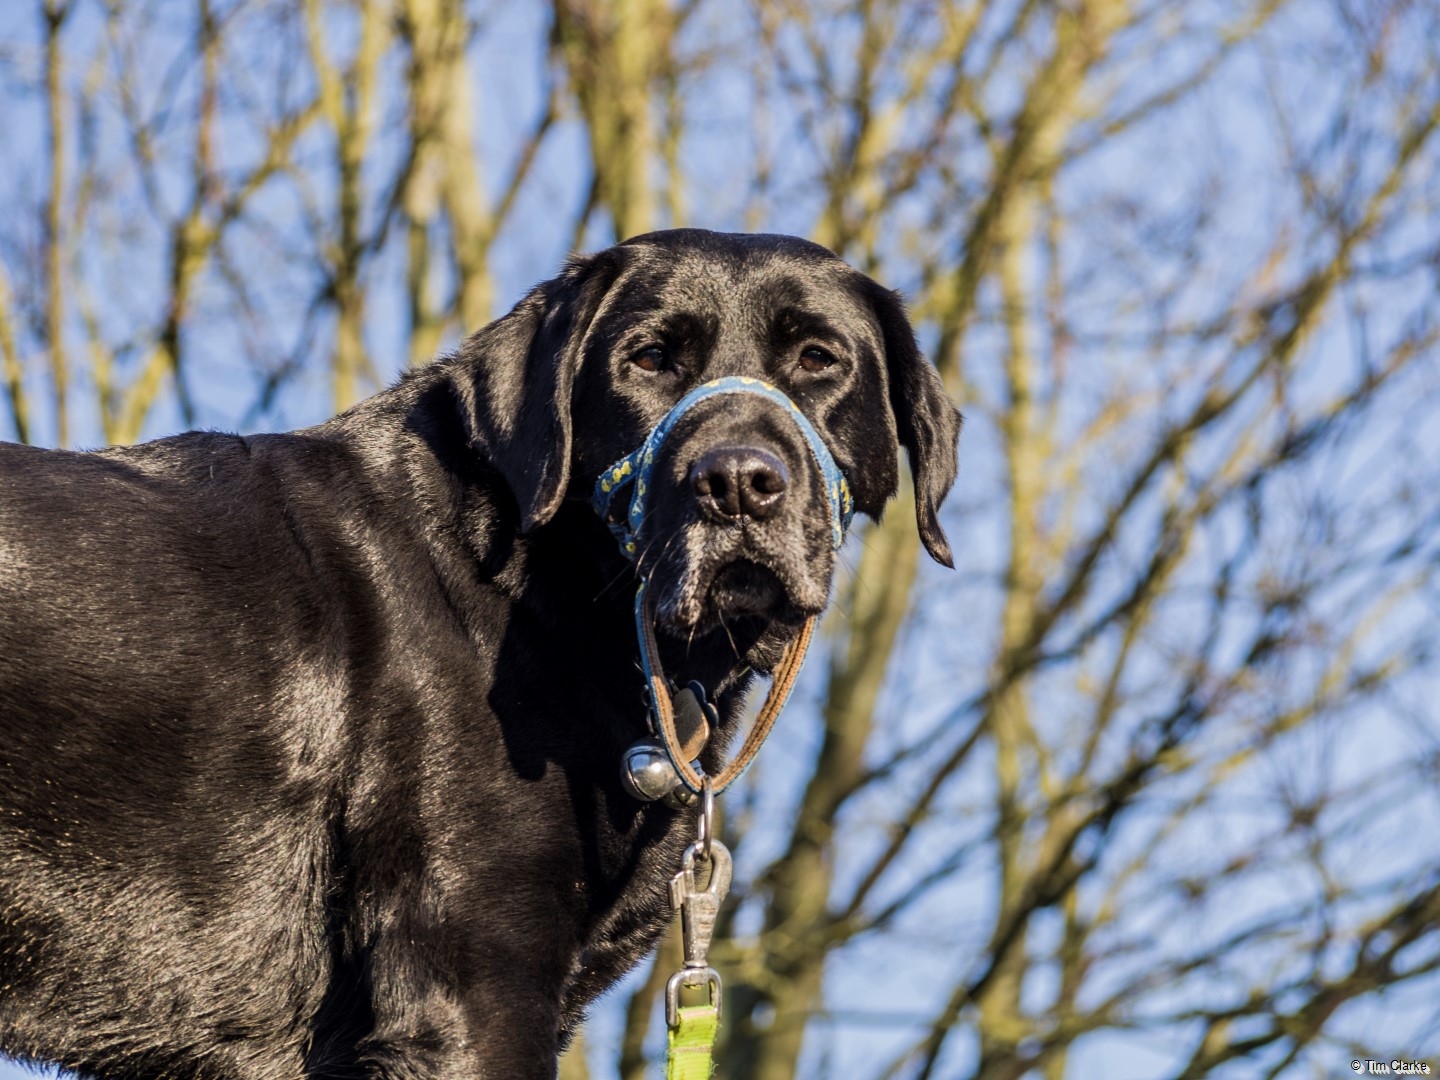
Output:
left=665, top=789, right=732, bottom=1028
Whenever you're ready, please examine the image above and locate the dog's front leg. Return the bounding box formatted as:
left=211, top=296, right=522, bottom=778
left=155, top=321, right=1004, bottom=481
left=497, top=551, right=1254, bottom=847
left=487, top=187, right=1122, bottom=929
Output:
left=359, top=995, right=563, bottom=1080
left=357, top=927, right=570, bottom=1080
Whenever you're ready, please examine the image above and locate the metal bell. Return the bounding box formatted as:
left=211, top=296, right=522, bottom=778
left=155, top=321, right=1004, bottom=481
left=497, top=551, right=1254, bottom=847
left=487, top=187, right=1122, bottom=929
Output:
left=620, top=738, right=682, bottom=802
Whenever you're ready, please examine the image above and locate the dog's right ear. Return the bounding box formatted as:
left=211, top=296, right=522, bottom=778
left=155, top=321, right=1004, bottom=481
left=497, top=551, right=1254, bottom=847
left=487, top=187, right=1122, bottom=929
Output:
left=450, top=253, right=618, bottom=532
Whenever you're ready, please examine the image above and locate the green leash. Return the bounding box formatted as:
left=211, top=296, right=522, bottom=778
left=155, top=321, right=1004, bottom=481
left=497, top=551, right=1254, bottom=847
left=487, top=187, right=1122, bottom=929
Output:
left=666, top=1001, right=720, bottom=1079
left=662, top=789, right=730, bottom=1078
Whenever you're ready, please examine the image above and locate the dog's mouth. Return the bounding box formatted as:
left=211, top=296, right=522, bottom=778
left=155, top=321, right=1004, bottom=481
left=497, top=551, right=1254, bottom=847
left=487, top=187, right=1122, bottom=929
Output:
left=705, top=559, right=786, bottom=619
left=646, top=536, right=828, bottom=637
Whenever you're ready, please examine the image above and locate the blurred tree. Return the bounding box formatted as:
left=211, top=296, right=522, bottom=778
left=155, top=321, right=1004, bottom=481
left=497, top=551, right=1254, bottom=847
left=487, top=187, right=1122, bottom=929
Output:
left=0, top=1, right=1437, bottom=1078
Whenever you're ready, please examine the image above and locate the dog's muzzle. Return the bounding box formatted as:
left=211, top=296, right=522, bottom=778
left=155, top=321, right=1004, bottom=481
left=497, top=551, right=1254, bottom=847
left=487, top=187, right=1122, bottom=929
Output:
left=591, top=376, right=855, bottom=561
left=596, top=378, right=852, bottom=802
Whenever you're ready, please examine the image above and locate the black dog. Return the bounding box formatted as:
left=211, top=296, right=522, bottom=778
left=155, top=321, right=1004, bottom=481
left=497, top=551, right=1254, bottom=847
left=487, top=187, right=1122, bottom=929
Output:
left=0, top=230, right=958, bottom=1079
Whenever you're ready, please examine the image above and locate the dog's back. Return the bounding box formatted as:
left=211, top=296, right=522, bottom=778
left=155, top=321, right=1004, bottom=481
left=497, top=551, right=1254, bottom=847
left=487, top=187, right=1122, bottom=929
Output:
left=0, top=435, right=347, bottom=1079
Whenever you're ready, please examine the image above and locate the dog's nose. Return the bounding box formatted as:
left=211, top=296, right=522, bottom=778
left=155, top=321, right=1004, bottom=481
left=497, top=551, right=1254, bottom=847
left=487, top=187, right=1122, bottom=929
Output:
left=690, top=447, right=788, bottom=523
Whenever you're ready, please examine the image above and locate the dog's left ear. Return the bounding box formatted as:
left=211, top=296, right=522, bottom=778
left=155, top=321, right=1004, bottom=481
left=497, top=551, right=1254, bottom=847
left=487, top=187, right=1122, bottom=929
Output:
left=451, top=252, right=618, bottom=532
left=867, top=281, right=962, bottom=567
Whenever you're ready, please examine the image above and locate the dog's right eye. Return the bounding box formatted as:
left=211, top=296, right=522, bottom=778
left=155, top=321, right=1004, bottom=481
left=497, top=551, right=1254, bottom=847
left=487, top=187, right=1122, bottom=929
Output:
left=630, top=346, right=668, bottom=373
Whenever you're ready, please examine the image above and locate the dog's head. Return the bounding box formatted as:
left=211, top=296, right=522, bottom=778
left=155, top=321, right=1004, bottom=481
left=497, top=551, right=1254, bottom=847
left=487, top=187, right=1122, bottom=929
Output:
left=452, top=229, right=960, bottom=635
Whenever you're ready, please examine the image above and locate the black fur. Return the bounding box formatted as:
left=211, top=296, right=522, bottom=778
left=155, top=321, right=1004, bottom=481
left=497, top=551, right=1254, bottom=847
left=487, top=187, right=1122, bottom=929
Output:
left=0, top=230, right=960, bottom=1080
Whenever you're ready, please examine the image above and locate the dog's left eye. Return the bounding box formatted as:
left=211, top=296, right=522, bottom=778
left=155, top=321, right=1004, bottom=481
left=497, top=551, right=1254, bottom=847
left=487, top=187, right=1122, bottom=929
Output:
left=799, top=346, right=837, bottom=373
left=631, top=346, right=669, bottom=373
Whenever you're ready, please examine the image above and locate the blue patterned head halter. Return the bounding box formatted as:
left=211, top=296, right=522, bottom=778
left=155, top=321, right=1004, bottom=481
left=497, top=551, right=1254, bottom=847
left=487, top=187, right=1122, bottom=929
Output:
left=591, top=376, right=855, bottom=561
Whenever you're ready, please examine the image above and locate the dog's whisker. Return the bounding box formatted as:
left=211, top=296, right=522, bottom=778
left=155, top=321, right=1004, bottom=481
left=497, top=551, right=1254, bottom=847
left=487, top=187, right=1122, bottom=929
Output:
left=719, top=616, right=740, bottom=658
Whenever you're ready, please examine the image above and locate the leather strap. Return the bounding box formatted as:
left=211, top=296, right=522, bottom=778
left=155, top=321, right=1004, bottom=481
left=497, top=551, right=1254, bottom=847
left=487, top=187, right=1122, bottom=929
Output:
left=639, top=588, right=815, bottom=795
left=670, top=686, right=712, bottom=764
